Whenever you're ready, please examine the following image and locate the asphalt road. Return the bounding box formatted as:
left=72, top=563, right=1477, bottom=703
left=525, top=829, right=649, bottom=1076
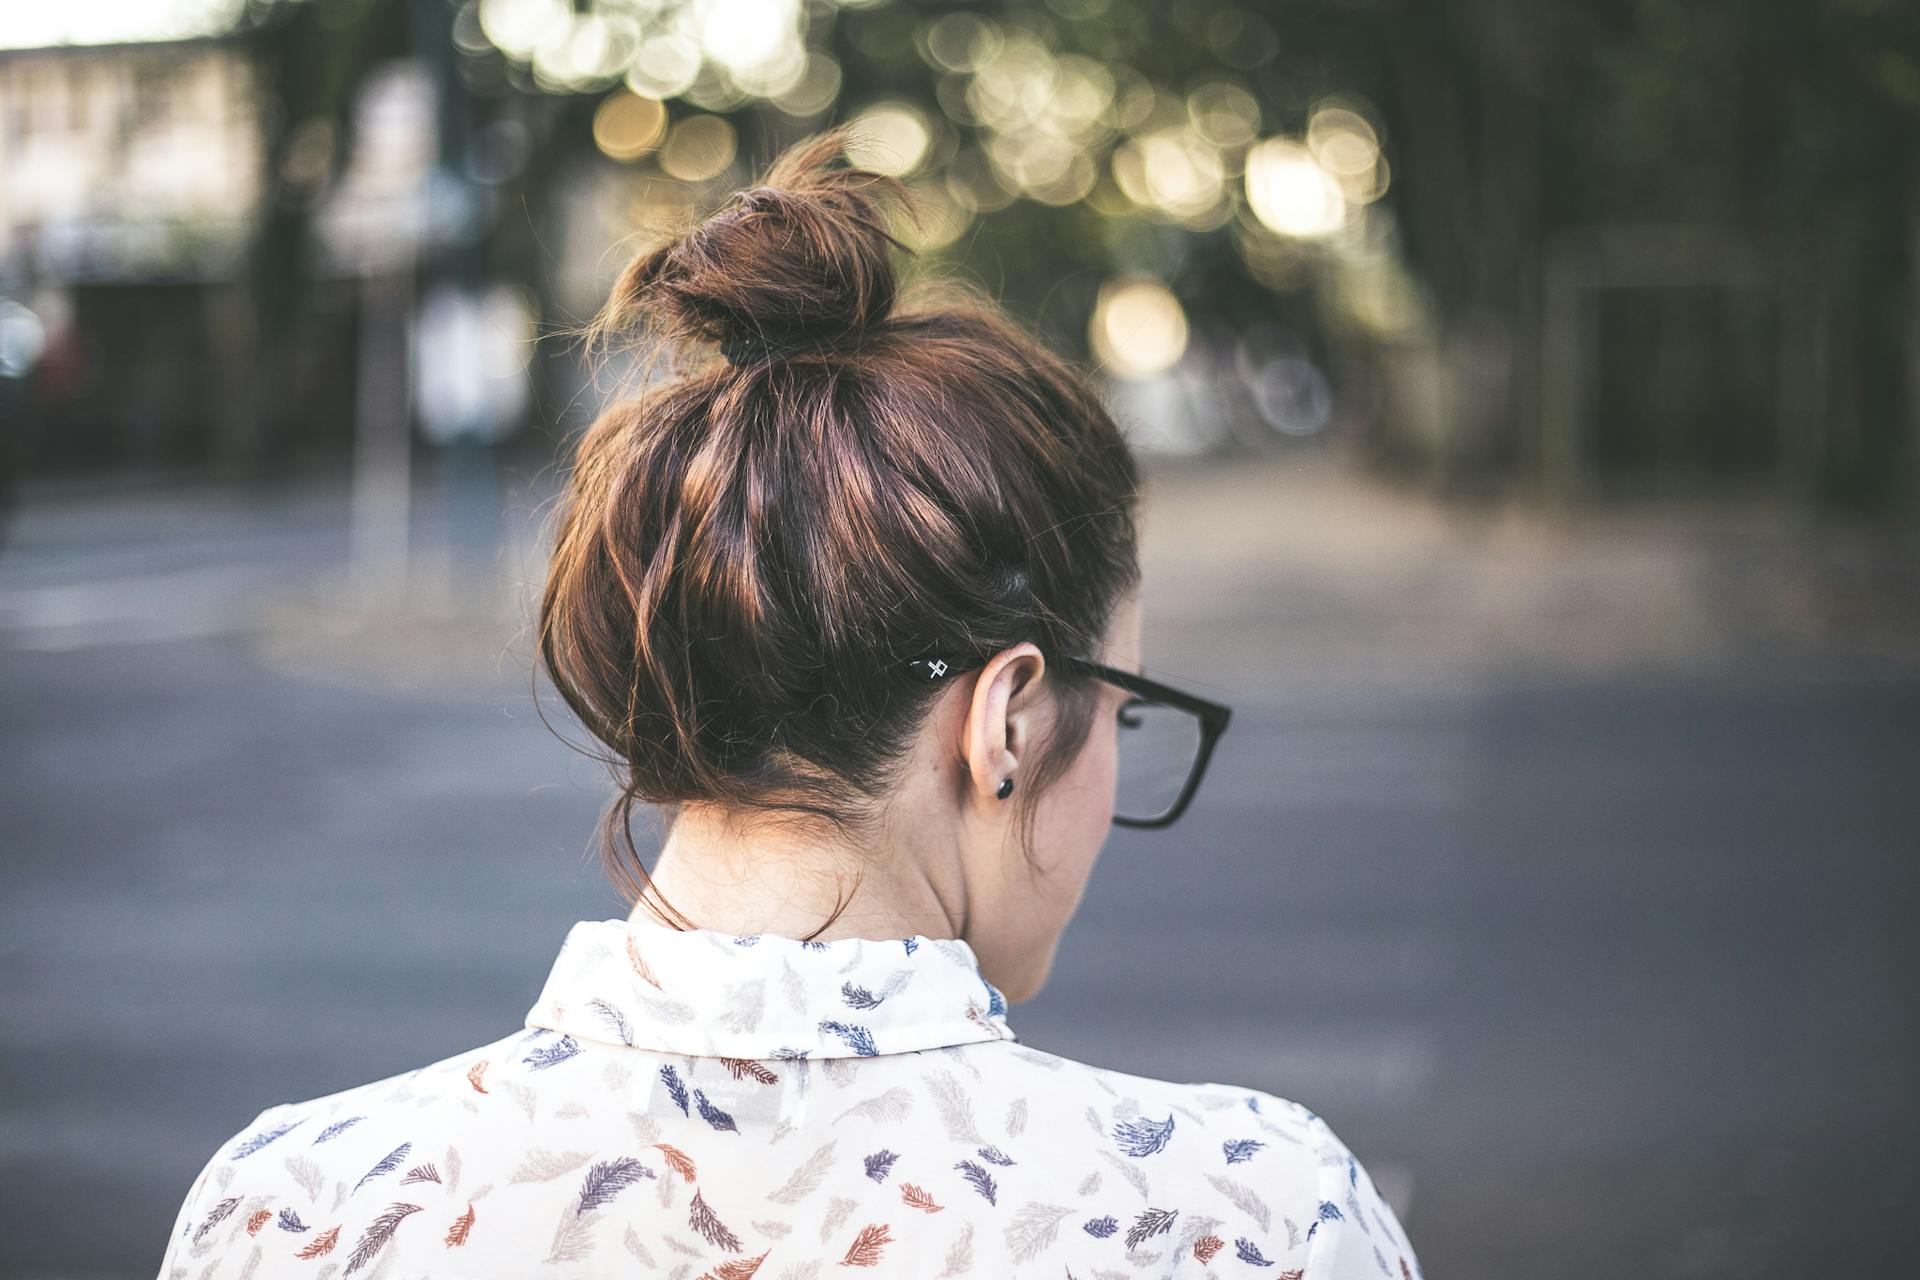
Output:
left=2, top=460, right=1915, bottom=1278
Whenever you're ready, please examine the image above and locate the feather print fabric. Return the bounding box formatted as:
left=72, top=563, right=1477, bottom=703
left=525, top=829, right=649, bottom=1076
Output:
left=158, top=915, right=1418, bottom=1278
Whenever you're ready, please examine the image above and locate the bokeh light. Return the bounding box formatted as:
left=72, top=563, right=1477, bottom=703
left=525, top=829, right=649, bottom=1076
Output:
left=695, top=0, right=804, bottom=85
left=1114, top=126, right=1228, bottom=226
left=845, top=101, right=933, bottom=178
left=0, top=299, right=48, bottom=376
left=1245, top=354, right=1334, bottom=436
left=1245, top=138, right=1347, bottom=239
left=476, top=0, right=561, bottom=62
left=1187, top=81, right=1262, bottom=150
left=481, top=0, right=815, bottom=98
left=657, top=113, right=737, bottom=182
left=1308, top=103, right=1389, bottom=205
left=623, top=32, right=702, bottom=100
left=592, top=91, right=667, bottom=162
left=921, top=12, right=1003, bottom=74
left=899, top=178, right=973, bottom=252
left=1090, top=277, right=1189, bottom=379
left=770, top=53, right=842, bottom=118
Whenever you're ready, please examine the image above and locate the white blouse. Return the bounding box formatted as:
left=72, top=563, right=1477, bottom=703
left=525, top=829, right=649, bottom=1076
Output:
left=160, top=915, right=1421, bottom=1279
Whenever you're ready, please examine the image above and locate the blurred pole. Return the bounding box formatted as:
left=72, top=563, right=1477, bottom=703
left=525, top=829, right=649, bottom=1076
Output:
left=1909, top=203, right=1920, bottom=512
left=350, top=265, right=415, bottom=601
left=0, top=373, right=23, bottom=545
left=442, top=428, right=500, bottom=581
left=414, top=281, right=527, bottom=588
left=1778, top=249, right=1828, bottom=502
left=331, top=56, right=443, bottom=606
left=0, top=297, right=47, bottom=546
left=1539, top=239, right=1588, bottom=505
left=408, top=0, right=500, bottom=595
left=203, top=283, right=261, bottom=481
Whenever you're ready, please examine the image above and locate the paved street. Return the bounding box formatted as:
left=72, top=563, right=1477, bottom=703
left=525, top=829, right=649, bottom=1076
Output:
left=2, top=455, right=1916, bottom=1278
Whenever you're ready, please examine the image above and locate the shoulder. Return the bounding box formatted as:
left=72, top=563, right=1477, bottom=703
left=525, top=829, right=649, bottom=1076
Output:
left=157, top=1025, right=544, bottom=1277
left=978, top=1043, right=1422, bottom=1278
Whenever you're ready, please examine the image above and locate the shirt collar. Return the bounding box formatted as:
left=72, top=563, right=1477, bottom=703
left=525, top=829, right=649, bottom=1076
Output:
left=523, top=913, right=1017, bottom=1059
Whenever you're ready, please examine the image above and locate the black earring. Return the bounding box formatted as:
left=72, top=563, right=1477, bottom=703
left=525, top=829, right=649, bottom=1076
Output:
left=996, top=777, right=1014, bottom=800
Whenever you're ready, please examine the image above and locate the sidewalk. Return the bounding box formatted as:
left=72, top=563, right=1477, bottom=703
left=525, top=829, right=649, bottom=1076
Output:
left=1137, top=454, right=1920, bottom=693
left=6, top=452, right=1916, bottom=693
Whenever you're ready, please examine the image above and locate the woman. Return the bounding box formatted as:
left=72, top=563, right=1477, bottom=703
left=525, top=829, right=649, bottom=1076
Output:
left=159, top=131, right=1420, bottom=1280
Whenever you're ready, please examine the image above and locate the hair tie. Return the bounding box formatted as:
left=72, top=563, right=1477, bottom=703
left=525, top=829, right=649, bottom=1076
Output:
left=719, top=330, right=865, bottom=367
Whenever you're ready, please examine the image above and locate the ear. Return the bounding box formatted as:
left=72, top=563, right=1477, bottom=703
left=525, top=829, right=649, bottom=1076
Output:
left=958, top=642, right=1047, bottom=804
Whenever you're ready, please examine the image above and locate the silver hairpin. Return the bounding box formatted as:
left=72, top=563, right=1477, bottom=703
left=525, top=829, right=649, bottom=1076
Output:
left=908, top=658, right=950, bottom=680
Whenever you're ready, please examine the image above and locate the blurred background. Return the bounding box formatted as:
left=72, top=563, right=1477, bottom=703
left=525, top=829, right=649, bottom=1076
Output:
left=2, top=1, right=1918, bottom=1276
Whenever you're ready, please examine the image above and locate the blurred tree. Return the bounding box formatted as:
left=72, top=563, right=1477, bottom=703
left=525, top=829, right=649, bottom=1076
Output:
left=1528, top=0, right=1920, bottom=506
left=229, top=0, right=1916, bottom=508
left=230, top=0, right=409, bottom=475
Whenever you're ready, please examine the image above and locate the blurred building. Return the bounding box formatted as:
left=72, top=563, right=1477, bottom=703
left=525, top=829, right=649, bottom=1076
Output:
left=0, top=38, right=267, bottom=469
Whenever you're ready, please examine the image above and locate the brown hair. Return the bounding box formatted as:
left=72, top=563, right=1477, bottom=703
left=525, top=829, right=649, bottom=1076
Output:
left=537, top=128, right=1141, bottom=935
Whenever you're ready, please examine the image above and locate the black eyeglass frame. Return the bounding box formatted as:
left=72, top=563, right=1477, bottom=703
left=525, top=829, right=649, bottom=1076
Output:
left=1063, top=655, right=1233, bottom=829
left=903, top=650, right=1233, bottom=828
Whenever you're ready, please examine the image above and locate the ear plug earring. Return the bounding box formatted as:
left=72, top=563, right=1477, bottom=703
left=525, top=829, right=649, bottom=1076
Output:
left=996, top=777, right=1015, bottom=800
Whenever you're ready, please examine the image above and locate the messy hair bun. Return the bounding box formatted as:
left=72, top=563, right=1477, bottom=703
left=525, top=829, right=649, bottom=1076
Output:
left=540, top=128, right=1142, bottom=933
left=600, top=130, right=907, bottom=360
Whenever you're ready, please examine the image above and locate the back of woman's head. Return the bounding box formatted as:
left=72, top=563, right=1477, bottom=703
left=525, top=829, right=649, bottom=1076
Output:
left=539, top=128, right=1142, bottom=914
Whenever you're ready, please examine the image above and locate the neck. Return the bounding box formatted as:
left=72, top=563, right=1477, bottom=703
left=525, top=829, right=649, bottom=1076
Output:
left=634, top=801, right=967, bottom=943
